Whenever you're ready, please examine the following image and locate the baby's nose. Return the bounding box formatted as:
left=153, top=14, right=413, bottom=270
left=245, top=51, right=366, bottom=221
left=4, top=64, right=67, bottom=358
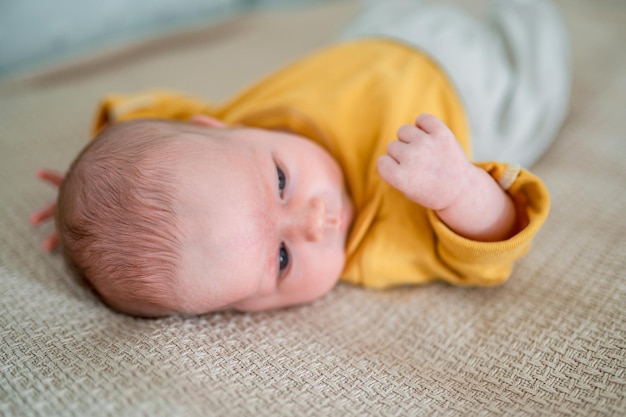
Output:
left=297, top=198, right=326, bottom=242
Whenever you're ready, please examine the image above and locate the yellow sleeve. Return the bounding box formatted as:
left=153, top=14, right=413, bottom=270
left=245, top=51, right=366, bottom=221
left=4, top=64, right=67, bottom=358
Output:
left=91, top=90, right=215, bottom=137
left=427, top=162, right=550, bottom=286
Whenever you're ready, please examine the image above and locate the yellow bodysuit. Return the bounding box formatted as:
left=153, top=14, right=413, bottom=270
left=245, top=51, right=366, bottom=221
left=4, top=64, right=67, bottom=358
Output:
left=93, top=39, right=550, bottom=288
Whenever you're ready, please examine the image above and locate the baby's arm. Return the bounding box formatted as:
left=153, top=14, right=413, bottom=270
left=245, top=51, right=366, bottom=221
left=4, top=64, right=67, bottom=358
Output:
left=30, top=169, right=64, bottom=251
left=377, top=114, right=516, bottom=242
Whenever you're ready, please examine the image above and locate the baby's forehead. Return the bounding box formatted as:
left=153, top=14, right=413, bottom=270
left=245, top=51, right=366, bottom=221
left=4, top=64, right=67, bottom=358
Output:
left=175, top=136, right=270, bottom=222
left=170, top=128, right=244, bottom=154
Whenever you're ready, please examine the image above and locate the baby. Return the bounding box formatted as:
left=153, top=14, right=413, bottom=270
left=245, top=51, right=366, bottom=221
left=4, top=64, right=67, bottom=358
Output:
left=31, top=0, right=569, bottom=317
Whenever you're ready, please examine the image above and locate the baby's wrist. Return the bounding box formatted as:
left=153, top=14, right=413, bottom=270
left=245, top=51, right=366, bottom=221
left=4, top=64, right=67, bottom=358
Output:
left=435, top=161, right=476, bottom=212
left=435, top=165, right=516, bottom=241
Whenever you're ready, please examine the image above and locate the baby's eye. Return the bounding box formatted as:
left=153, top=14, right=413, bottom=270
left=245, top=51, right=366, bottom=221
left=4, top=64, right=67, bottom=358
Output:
left=277, top=166, right=286, bottom=197
left=279, top=243, right=290, bottom=274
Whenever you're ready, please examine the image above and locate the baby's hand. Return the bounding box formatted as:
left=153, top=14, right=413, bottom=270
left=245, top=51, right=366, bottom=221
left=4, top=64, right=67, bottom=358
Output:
left=30, top=169, right=64, bottom=251
left=377, top=114, right=472, bottom=211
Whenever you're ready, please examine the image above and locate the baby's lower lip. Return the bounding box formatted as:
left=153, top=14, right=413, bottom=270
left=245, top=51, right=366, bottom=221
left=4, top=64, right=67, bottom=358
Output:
left=324, top=194, right=352, bottom=234
left=324, top=212, right=343, bottom=232
left=338, top=195, right=353, bottom=233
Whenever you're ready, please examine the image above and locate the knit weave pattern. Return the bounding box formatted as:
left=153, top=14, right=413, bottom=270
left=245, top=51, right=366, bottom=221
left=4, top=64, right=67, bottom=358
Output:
left=1, top=1, right=624, bottom=415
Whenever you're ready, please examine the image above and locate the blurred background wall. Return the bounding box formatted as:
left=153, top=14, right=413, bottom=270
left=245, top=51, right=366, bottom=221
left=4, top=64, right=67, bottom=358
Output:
left=0, top=0, right=333, bottom=79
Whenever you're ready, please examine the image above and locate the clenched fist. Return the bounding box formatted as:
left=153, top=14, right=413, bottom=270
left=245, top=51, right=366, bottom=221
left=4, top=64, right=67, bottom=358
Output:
left=377, top=113, right=472, bottom=211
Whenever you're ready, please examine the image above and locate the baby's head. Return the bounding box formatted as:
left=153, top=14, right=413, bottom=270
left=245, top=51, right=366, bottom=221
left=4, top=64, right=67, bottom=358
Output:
left=58, top=117, right=353, bottom=317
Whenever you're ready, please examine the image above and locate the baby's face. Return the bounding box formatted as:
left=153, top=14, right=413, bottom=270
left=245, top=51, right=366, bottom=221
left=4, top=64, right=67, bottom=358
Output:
left=173, top=124, right=353, bottom=314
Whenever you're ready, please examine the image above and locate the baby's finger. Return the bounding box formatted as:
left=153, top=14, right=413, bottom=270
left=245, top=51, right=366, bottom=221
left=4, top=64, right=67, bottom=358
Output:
left=30, top=202, right=56, bottom=225
left=36, top=169, right=64, bottom=187
left=397, top=124, right=423, bottom=143
left=377, top=155, right=404, bottom=190
left=42, top=234, right=59, bottom=252
left=415, top=113, right=448, bottom=135
left=386, top=140, right=408, bottom=163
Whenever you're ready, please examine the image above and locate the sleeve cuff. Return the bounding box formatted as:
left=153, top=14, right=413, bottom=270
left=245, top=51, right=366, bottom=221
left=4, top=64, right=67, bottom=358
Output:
left=426, top=163, right=550, bottom=285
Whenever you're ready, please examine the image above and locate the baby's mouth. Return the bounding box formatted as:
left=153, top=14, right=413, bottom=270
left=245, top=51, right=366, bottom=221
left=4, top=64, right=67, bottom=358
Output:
left=336, top=193, right=354, bottom=234
left=326, top=215, right=340, bottom=228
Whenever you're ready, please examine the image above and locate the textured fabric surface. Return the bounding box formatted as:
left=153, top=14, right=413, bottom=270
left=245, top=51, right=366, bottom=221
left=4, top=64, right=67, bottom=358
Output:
left=1, top=0, right=624, bottom=416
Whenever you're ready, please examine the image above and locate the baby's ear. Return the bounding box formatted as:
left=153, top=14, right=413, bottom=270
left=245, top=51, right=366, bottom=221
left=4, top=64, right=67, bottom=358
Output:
left=190, top=114, right=226, bottom=128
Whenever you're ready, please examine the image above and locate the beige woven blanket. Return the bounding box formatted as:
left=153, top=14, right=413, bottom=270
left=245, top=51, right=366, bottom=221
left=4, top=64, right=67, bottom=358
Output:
left=1, top=1, right=624, bottom=415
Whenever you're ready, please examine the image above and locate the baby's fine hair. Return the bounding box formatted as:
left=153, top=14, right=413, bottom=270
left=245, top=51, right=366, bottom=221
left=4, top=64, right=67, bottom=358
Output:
left=57, top=119, right=193, bottom=317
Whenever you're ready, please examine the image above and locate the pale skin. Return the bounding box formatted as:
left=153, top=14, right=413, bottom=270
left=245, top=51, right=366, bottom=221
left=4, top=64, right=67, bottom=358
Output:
left=173, top=115, right=354, bottom=312
left=31, top=113, right=516, bottom=312
left=378, top=113, right=516, bottom=242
